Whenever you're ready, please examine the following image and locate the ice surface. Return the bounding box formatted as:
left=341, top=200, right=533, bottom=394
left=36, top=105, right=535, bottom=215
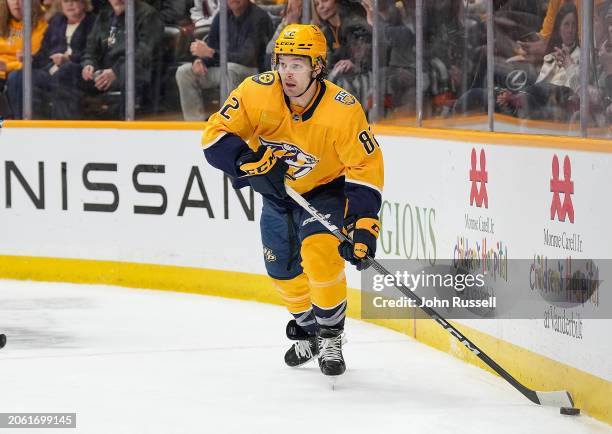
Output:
left=0, top=279, right=610, bottom=434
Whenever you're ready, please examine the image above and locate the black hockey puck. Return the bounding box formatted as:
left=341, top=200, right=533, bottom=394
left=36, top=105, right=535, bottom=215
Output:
left=560, top=407, right=580, bottom=416
left=0, top=334, right=5, bottom=349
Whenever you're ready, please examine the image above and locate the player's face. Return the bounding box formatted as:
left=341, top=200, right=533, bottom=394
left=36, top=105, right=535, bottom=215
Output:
left=277, top=55, right=314, bottom=97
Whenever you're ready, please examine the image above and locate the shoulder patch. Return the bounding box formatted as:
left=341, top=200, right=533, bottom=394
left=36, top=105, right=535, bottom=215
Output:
left=334, top=90, right=356, bottom=106
left=252, top=72, right=275, bottom=86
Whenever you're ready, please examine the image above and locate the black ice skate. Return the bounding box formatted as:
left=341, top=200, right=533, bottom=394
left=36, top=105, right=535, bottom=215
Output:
left=284, top=319, right=318, bottom=367
left=317, top=327, right=346, bottom=376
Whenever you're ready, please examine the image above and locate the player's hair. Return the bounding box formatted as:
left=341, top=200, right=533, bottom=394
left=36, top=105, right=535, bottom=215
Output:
left=273, top=53, right=328, bottom=82
left=315, top=57, right=328, bottom=81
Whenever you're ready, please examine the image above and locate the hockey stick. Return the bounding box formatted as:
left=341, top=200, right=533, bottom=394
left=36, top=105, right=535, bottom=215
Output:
left=285, top=185, right=573, bottom=407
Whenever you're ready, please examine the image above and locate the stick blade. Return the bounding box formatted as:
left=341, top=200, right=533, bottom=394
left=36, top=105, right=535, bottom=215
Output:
left=536, top=390, right=574, bottom=407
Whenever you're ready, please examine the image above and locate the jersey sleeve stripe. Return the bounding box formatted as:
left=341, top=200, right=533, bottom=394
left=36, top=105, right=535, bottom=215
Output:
left=202, top=132, right=229, bottom=150
left=345, top=178, right=383, bottom=195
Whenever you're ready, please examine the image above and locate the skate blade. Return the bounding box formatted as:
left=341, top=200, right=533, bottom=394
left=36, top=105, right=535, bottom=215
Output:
left=328, top=375, right=340, bottom=391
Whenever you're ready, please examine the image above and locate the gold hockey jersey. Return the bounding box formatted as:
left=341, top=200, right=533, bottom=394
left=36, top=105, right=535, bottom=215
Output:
left=201, top=71, right=384, bottom=216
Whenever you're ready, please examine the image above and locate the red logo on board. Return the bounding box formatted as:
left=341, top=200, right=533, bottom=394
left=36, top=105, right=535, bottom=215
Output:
left=550, top=155, right=574, bottom=223
left=469, top=148, right=488, bottom=208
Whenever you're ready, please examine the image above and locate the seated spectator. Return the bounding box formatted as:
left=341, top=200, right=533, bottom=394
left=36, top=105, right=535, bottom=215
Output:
left=191, top=0, right=219, bottom=29
left=327, top=23, right=372, bottom=107
left=497, top=2, right=580, bottom=121
left=51, top=0, right=163, bottom=119
left=515, top=0, right=607, bottom=64
left=175, top=0, right=272, bottom=121
left=454, top=2, right=581, bottom=121
left=144, top=0, right=190, bottom=26
left=313, top=0, right=374, bottom=107
left=0, top=0, right=47, bottom=114
left=7, top=0, right=96, bottom=118
left=313, top=0, right=367, bottom=71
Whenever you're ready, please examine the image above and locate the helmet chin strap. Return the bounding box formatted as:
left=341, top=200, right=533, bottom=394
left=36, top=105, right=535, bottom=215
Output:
left=294, top=77, right=317, bottom=98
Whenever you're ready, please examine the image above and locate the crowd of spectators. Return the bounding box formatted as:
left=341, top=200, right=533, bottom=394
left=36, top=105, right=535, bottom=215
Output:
left=175, top=0, right=272, bottom=120
left=0, top=0, right=611, bottom=130
left=453, top=0, right=612, bottom=129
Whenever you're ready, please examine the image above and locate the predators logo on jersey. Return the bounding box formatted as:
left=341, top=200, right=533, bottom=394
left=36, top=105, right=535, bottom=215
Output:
left=334, top=90, right=356, bottom=106
left=259, top=137, right=319, bottom=180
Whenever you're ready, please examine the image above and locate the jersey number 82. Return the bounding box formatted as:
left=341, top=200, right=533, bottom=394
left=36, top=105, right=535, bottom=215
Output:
left=358, top=128, right=380, bottom=155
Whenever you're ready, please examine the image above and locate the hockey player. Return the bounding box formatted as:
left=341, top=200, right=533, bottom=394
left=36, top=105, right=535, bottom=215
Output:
left=201, top=24, right=384, bottom=376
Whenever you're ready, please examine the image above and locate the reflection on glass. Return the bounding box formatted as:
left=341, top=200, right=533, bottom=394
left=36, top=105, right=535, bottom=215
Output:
left=499, top=4, right=581, bottom=123
left=377, top=0, right=479, bottom=127
left=423, top=0, right=467, bottom=119
left=375, top=0, right=418, bottom=123
left=362, top=0, right=418, bottom=123
left=451, top=1, right=595, bottom=135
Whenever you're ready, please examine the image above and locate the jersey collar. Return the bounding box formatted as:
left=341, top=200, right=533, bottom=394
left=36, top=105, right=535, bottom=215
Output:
left=283, top=81, right=327, bottom=122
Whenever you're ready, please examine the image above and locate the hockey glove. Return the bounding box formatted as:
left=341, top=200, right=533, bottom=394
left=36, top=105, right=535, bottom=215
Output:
left=236, top=146, right=289, bottom=199
left=338, top=215, right=380, bottom=271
